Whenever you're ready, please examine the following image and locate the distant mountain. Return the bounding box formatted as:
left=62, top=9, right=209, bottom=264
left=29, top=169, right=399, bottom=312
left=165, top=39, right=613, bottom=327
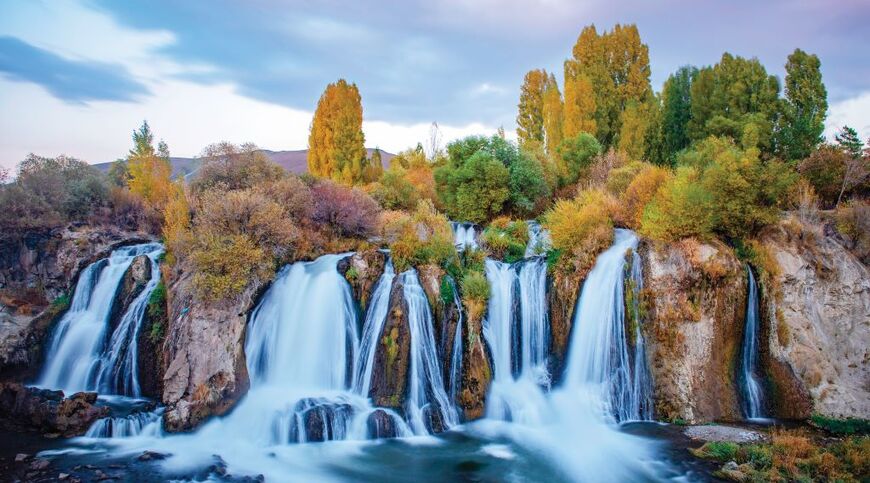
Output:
left=92, top=148, right=394, bottom=179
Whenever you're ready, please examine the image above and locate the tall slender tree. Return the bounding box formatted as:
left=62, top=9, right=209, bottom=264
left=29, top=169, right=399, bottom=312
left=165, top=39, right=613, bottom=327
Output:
left=777, top=49, right=828, bottom=160
left=308, top=79, right=367, bottom=184
left=127, top=120, right=171, bottom=209
left=542, top=73, right=563, bottom=157
left=660, top=66, right=697, bottom=165
left=516, top=69, right=548, bottom=147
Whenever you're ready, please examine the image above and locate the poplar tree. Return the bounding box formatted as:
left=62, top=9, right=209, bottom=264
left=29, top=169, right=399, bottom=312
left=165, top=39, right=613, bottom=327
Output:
left=661, top=66, right=697, bottom=165
left=778, top=49, right=827, bottom=160
left=308, top=79, right=367, bottom=184
left=127, top=120, right=172, bottom=209
left=542, top=73, right=563, bottom=157
left=517, top=69, right=548, bottom=147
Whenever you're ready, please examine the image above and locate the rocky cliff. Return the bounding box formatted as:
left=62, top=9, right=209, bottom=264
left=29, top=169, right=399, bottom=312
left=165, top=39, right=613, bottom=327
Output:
left=641, top=238, right=747, bottom=423
left=759, top=222, right=869, bottom=419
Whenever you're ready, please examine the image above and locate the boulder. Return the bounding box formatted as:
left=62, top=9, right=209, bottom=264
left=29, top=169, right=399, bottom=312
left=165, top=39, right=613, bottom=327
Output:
left=337, top=250, right=386, bottom=312
left=368, top=277, right=411, bottom=409
left=640, top=238, right=746, bottom=423
left=160, top=268, right=261, bottom=432
left=366, top=408, right=400, bottom=439
left=0, top=382, right=109, bottom=437
left=458, top=312, right=492, bottom=421
left=107, top=255, right=151, bottom=334
left=759, top=222, right=869, bottom=419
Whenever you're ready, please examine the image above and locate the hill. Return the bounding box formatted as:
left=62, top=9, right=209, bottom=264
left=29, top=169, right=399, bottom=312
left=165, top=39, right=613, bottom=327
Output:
left=92, top=148, right=394, bottom=179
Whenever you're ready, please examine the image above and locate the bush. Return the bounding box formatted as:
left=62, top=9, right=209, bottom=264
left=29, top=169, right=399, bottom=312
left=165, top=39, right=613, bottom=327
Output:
left=605, top=159, right=647, bottom=195
left=586, top=149, right=628, bottom=189
left=191, top=233, right=273, bottom=302
left=693, top=441, right=739, bottom=461
left=254, top=176, right=315, bottom=223
left=386, top=200, right=456, bottom=273
left=836, top=199, right=870, bottom=264
left=616, top=164, right=672, bottom=229
left=798, top=144, right=851, bottom=208
left=640, top=166, right=714, bottom=241
left=544, top=188, right=615, bottom=275
left=811, top=414, right=870, bottom=435
left=481, top=217, right=529, bottom=262
left=508, top=152, right=550, bottom=217
left=311, top=180, right=380, bottom=238
left=191, top=142, right=285, bottom=193
left=556, top=132, right=601, bottom=185
left=373, top=168, right=418, bottom=210
left=460, top=270, right=489, bottom=323
left=435, top=149, right=510, bottom=223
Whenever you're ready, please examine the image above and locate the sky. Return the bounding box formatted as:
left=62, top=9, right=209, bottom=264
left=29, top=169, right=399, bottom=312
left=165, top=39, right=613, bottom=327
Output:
left=0, top=0, right=868, bottom=170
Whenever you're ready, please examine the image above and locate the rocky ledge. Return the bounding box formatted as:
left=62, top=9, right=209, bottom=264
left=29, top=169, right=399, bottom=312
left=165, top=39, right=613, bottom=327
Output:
left=0, top=383, right=109, bottom=437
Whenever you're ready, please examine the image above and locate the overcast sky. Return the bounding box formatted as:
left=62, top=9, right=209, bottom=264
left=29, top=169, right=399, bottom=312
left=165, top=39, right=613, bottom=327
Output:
left=1, top=0, right=868, bottom=169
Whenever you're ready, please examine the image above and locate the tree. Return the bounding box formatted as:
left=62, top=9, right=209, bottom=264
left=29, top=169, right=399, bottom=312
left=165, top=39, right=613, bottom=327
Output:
left=107, top=159, right=130, bottom=187
left=192, top=142, right=285, bottom=193
left=517, top=69, right=548, bottom=147
left=556, top=132, right=601, bottom=185
left=508, top=152, right=550, bottom=216
left=308, top=79, right=367, bottom=184
left=542, top=73, right=563, bottom=157
left=127, top=120, right=172, bottom=209
left=777, top=49, right=827, bottom=160
left=435, top=137, right=512, bottom=223
left=661, top=66, right=697, bottom=165
left=688, top=53, right=780, bottom=151
left=565, top=24, right=652, bottom=147
left=617, top=101, right=653, bottom=160
left=835, top=125, right=864, bottom=160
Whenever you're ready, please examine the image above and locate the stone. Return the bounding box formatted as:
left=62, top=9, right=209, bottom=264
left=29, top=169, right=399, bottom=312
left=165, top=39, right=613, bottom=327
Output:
left=684, top=425, right=766, bottom=444
left=59, top=473, right=70, bottom=480
left=337, top=250, right=386, bottom=311
left=0, top=383, right=109, bottom=437
left=137, top=450, right=169, bottom=461
left=14, top=453, right=28, bottom=462
left=368, top=278, right=411, bottom=409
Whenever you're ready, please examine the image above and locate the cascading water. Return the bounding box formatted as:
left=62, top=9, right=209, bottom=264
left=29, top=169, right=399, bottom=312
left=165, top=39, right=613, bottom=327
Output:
left=450, top=221, right=478, bottom=251
left=38, top=243, right=164, bottom=396
left=353, top=258, right=395, bottom=396
left=740, top=266, right=766, bottom=420
left=446, top=276, right=464, bottom=403
left=524, top=220, right=551, bottom=258
left=402, top=269, right=459, bottom=433
left=626, top=249, right=654, bottom=421
left=565, top=229, right=652, bottom=422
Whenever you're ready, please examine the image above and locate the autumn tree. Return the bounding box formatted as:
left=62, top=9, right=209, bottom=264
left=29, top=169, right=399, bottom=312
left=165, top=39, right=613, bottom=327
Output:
left=127, top=120, right=172, bottom=210
left=308, top=79, right=367, bottom=184
left=564, top=24, right=652, bottom=147
left=517, top=69, right=548, bottom=147
left=688, top=54, right=780, bottom=151
left=660, top=66, right=697, bottom=165
left=542, top=73, right=563, bottom=157
left=777, top=49, right=827, bottom=160
left=617, top=101, right=654, bottom=160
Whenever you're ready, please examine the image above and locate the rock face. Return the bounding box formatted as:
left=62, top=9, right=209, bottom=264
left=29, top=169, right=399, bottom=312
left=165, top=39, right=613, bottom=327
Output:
left=108, top=255, right=151, bottom=335
left=338, top=250, right=386, bottom=312
left=641, top=238, right=746, bottom=423
left=137, top=281, right=165, bottom=399
left=547, top=270, right=583, bottom=383
left=458, top=313, right=492, bottom=421
left=0, top=227, right=153, bottom=381
left=368, top=278, right=411, bottom=409
left=760, top=223, right=870, bottom=419
left=0, top=382, right=109, bottom=437
left=160, top=269, right=262, bottom=432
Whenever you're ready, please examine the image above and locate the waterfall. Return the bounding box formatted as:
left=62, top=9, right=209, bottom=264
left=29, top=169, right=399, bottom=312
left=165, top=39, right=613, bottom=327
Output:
left=446, top=277, right=464, bottom=403
left=38, top=243, right=164, bottom=396
left=626, top=250, right=654, bottom=421
left=402, top=270, right=459, bottom=433
left=353, top=258, right=396, bottom=396
left=450, top=222, right=478, bottom=251
left=740, top=267, right=766, bottom=419
left=483, top=254, right=551, bottom=422
left=564, top=229, right=652, bottom=422
left=86, top=406, right=164, bottom=438
left=524, top=221, right=551, bottom=258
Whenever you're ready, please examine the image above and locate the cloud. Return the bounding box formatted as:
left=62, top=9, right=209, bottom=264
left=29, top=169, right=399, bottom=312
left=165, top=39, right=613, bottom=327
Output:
left=826, top=91, right=870, bottom=142
left=0, top=36, right=149, bottom=103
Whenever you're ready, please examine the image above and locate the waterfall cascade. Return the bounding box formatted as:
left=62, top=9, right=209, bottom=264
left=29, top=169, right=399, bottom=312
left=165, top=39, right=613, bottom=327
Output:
left=39, top=243, right=164, bottom=396
left=450, top=221, right=478, bottom=251
left=740, top=267, right=766, bottom=419
left=353, top=259, right=396, bottom=396
left=565, top=229, right=652, bottom=422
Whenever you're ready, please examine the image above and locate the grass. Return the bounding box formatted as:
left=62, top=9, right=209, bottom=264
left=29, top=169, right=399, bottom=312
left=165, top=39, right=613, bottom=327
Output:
left=811, top=414, right=870, bottom=436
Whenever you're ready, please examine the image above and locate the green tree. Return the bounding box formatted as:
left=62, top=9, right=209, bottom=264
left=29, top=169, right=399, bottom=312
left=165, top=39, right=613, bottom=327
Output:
left=127, top=120, right=172, bottom=209
left=688, top=53, right=780, bottom=151
left=517, top=69, right=548, bottom=147
left=308, top=79, right=367, bottom=184
left=107, top=158, right=130, bottom=187
left=508, top=152, right=550, bottom=216
left=660, top=66, right=697, bottom=165
left=777, top=49, right=827, bottom=160
left=557, top=132, right=602, bottom=184
left=835, top=125, right=864, bottom=160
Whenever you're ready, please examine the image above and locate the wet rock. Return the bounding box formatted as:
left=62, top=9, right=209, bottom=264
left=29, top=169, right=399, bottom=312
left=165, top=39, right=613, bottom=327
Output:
left=137, top=450, right=169, bottom=461
left=368, top=277, right=411, bottom=409
left=641, top=238, right=746, bottom=423
left=338, top=250, right=386, bottom=311
left=366, top=409, right=399, bottom=439
left=458, top=313, right=492, bottom=421
left=286, top=398, right=354, bottom=442
left=107, top=254, right=151, bottom=334
left=29, top=459, right=49, bottom=470
left=0, top=382, right=109, bottom=437
left=547, top=269, right=583, bottom=383
left=760, top=222, right=869, bottom=419
left=684, top=424, right=766, bottom=444
left=14, top=453, right=28, bottom=462
left=59, top=473, right=70, bottom=480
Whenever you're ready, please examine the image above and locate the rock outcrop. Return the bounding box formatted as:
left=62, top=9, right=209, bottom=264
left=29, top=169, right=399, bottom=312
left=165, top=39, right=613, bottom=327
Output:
left=368, top=278, right=411, bottom=409
left=338, top=250, right=386, bottom=312
left=0, top=382, right=109, bottom=437
left=759, top=222, right=869, bottom=419
left=547, top=271, right=582, bottom=383
left=160, top=268, right=263, bottom=432
left=458, top=312, right=492, bottom=421
left=641, top=238, right=746, bottom=423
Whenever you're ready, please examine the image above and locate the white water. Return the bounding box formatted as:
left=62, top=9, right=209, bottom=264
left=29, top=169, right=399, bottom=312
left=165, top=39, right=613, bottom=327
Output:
left=38, top=243, right=164, bottom=396
left=446, top=276, right=464, bottom=403
left=740, top=267, right=766, bottom=419
left=86, top=406, right=164, bottom=439
left=450, top=221, right=478, bottom=251
left=524, top=221, right=551, bottom=258
left=353, top=258, right=395, bottom=396
left=402, top=269, right=459, bottom=433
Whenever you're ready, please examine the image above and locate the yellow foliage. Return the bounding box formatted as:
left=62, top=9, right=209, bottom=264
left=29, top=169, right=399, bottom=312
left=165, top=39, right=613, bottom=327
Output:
left=128, top=153, right=171, bottom=209
left=161, top=181, right=191, bottom=266
left=618, top=164, right=672, bottom=228
left=191, top=233, right=272, bottom=302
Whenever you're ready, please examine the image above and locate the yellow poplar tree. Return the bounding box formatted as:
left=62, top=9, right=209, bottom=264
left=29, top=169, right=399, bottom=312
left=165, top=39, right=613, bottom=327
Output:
left=516, top=69, right=548, bottom=147
left=308, top=79, right=367, bottom=184
left=542, top=73, right=563, bottom=157
left=161, top=180, right=191, bottom=266
left=127, top=121, right=172, bottom=209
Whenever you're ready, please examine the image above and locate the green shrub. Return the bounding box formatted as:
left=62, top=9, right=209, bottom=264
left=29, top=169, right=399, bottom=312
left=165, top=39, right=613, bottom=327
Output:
left=811, top=414, right=870, bottom=435
left=557, top=132, right=601, bottom=185
left=640, top=165, right=714, bottom=241
left=386, top=200, right=456, bottom=273
left=695, top=441, right=739, bottom=461
left=481, top=217, right=529, bottom=262
left=440, top=276, right=455, bottom=306
left=460, top=269, right=489, bottom=323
